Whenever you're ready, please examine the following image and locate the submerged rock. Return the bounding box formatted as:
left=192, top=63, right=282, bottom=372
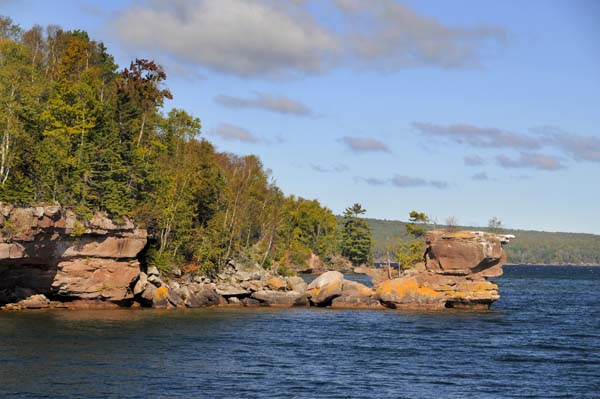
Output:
left=331, top=295, right=382, bottom=309
left=251, top=290, right=308, bottom=307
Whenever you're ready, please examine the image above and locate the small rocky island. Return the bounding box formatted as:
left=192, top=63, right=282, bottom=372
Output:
left=0, top=206, right=508, bottom=311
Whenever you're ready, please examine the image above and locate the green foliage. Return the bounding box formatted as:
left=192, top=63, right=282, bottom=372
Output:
left=0, top=20, right=344, bottom=274
left=70, top=220, right=86, bottom=238
left=145, top=247, right=175, bottom=274
left=405, top=210, right=429, bottom=238
left=340, top=203, right=372, bottom=266
left=395, top=240, right=425, bottom=270
left=276, top=265, right=295, bottom=277
left=276, top=196, right=338, bottom=266
left=1, top=219, right=16, bottom=241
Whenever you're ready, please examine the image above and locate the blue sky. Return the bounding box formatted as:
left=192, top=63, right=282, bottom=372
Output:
left=2, top=0, right=599, bottom=233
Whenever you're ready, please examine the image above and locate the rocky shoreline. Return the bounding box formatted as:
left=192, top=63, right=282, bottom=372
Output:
left=0, top=206, right=509, bottom=311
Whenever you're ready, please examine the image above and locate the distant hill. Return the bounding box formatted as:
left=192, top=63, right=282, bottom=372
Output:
left=361, top=218, right=600, bottom=265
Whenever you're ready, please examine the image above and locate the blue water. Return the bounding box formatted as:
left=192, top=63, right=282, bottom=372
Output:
left=1, top=266, right=599, bottom=398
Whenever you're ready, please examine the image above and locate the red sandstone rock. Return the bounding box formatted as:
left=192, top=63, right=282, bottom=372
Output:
left=424, top=230, right=504, bottom=278
left=0, top=206, right=147, bottom=307
left=52, top=258, right=140, bottom=302
left=375, top=230, right=508, bottom=310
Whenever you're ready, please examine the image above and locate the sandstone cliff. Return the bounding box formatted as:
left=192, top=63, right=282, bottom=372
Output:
left=0, top=205, right=146, bottom=306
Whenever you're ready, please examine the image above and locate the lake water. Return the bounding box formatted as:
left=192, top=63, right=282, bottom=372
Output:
left=1, top=266, right=599, bottom=398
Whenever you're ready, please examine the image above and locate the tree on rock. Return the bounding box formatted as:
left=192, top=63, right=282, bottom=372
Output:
left=405, top=210, right=429, bottom=238
left=396, top=210, right=429, bottom=270
left=340, top=203, right=372, bottom=266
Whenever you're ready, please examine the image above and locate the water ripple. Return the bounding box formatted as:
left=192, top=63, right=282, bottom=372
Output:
left=0, top=266, right=599, bottom=398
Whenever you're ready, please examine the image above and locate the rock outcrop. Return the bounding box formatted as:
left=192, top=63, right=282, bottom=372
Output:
left=1, top=208, right=508, bottom=312
left=0, top=205, right=146, bottom=306
left=374, top=230, right=507, bottom=310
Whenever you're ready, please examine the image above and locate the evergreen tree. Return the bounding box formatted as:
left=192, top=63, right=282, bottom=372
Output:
left=340, top=203, right=372, bottom=266
left=395, top=210, right=429, bottom=270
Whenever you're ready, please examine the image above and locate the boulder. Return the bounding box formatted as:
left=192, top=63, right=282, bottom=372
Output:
left=242, top=297, right=261, bottom=307
left=330, top=279, right=380, bottom=309
left=287, top=276, right=308, bottom=293
left=413, top=272, right=500, bottom=309
left=331, top=295, right=382, bottom=309
left=306, top=270, right=343, bottom=306
left=2, top=294, right=50, bottom=310
left=341, top=280, right=373, bottom=297
left=147, top=274, right=163, bottom=287
left=140, top=283, right=156, bottom=304
left=266, top=276, right=287, bottom=291
left=183, top=285, right=222, bottom=308
left=132, top=272, right=148, bottom=296
left=215, top=284, right=249, bottom=297
left=227, top=296, right=242, bottom=305
left=376, top=277, right=446, bottom=310
left=251, top=290, right=308, bottom=307
left=152, top=286, right=171, bottom=308
left=51, top=258, right=140, bottom=303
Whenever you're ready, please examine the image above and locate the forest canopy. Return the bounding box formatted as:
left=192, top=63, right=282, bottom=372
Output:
left=0, top=17, right=345, bottom=273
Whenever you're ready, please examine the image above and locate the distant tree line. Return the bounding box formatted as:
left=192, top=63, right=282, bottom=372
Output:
left=367, top=217, right=600, bottom=265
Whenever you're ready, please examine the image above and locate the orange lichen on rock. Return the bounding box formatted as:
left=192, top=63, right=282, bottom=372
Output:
left=266, top=276, right=287, bottom=291
left=376, top=277, right=445, bottom=309
left=442, top=231, right=476, bottom=239
left=154, top=286, right=169, bottom=301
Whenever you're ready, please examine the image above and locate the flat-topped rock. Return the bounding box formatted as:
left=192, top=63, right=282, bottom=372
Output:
left=374, top=230, right=509, bottom=309
left=424, top=230, right=505, bottom=277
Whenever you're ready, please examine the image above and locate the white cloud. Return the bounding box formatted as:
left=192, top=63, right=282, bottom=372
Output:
left=414, top=122, right=540, bottom=149
left=215, top=92, right=312, bottom=116
left=532, top=126, right=600, bottom=163
left=112, top=0, right=506, bottom=79
left=310, top=163, right=348, bottom=173
left=210, top=123, right=259, bottom=143
left=113, top=0, right=338, bottom=79
left=358, top=174, right=448, bottom=189
left=339, top=136, right=391, bottom=153
left=391, top=174, right=447, bottom=189
left=334, top=0, right=506, bottom=69
left=496, top=153, right=564, bottom=170
left=464, top=155, right=486, bottom=166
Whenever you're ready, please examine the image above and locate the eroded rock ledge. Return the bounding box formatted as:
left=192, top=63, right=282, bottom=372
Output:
left=0, top=205, right=146, bottom=306
left=0, top=206, right=508, bottom=311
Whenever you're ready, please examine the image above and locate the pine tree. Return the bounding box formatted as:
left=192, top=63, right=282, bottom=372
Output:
left=340, top=203, right=372, bottom=266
